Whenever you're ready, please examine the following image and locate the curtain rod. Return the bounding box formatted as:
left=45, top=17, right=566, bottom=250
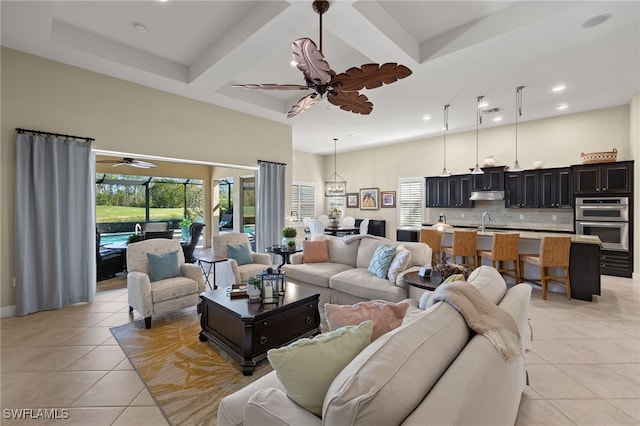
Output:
left=258, top=160, right=287, bottom=166
left=16, top=128, right=94, bottom=142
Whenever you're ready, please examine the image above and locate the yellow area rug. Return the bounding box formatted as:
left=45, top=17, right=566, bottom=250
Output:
left=110, top=308, right=272, bottom=425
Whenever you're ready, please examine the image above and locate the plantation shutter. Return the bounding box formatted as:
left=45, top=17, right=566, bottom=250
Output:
left=292, top=183, right=316, bottom=219
left=398, top=178, right=424, bottom=227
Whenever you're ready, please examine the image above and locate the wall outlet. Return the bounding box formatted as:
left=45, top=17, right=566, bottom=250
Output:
left=519, top=214, right=524, bottom=220
left=552, top=214, right=558, bottom=221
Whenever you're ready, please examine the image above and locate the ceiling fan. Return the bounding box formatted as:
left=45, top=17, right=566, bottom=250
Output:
left=96, top=157, right=157, bottom=169
left=233, top=0, right=412, bottom=118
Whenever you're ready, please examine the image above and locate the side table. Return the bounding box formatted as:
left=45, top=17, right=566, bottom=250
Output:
left=194, top=248, right=228, bottom=290
left=265, top=246, right=301, bottom=270
left=404, top=270, right=442, bottom=301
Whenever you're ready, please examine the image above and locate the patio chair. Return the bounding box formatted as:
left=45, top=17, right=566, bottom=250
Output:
left=182, top=222, right=206, bottom=263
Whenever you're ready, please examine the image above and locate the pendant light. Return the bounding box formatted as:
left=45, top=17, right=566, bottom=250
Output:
left=511, top=86, right=525, bottom=172
left=471, top=95, right=484, bottom=175
left=439, top=104, right=451, bottom=177
left=324, top=138, right=346, bottom=197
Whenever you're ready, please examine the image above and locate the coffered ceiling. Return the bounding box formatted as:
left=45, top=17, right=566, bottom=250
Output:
left=2, top=1, right=638, bottom=155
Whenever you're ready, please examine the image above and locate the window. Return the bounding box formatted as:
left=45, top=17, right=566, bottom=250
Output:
left=292, top=182, right=316, bottom=220
left=398, top=178, right=424, bottom=227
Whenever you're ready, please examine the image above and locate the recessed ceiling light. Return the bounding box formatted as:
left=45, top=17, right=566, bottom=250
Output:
left=556, top=104, right=568, bottom=111
left=552, top=84, right=566, bottom=93
left=133, top=23, right=148, bottom=33
left=493, top=116, right=503, bottom=122
left=582, top=13, right=611, bottom=29
left=422, top=114, right=431, bottom=121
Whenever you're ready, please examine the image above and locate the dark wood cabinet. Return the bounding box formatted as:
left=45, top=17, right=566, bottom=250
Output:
left=505, top=170, right=538, bottom=208
left=539, top=167, right=572, bottom=208
left=573, top=161, right=632, bottom=194
left=425, top=177, right=449, bottom=207
left=471, top=166, right=505, bottom=191
left=427, top=175, right=474, bottom=208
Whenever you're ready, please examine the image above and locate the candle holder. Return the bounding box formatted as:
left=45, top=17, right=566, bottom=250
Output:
left=258, top=268, right=285, bottom=304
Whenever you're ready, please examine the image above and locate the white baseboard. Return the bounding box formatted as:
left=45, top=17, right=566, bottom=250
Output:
left=633, top=272, right=640, bottom=281
left=1, top=305, right=16, bottom=318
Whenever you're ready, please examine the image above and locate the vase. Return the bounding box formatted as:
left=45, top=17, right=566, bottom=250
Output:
left=330, top=218, right=340, bottom=226
left=282, top=237, right=295, bottom=247
left=247, top=285, right=261, bottom=300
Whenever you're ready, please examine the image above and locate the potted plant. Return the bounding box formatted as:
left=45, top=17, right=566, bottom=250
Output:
left=281, top=225, right=297, bottom=246
left=246, top=277, right=262, bottom=300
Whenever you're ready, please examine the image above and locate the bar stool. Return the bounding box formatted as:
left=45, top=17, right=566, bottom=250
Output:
left=420, top=229, right=443, bottom=266
left=518, top=236, right=571, bottom=300
left=477, top=232, right=520, bottom=283
left=442, top=230, right=478, bottom=270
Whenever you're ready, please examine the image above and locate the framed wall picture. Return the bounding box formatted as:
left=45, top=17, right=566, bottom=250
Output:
left=359, top=188, right=379, bottom=210
left=381, top=191, right=396, bottom=208
left=346, top=193, right=359, bottom=208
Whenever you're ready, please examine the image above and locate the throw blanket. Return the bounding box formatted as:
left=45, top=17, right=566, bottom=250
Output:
left=428, top=280, right=522, bottom=363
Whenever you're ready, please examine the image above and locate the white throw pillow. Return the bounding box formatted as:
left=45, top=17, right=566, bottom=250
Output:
left=387, top=245, right=412, bottom=281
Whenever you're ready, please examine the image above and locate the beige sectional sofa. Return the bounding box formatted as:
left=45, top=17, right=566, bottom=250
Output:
left=281, top=234, right=433, bottom=306
left=217, top=266, right=532, bottom=426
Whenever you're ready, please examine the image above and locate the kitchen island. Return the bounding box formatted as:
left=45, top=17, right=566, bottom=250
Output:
left=435, top=227, right=602, bottom=301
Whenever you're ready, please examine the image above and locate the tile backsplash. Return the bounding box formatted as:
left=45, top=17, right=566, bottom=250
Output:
left=426, top=200, right=574, bottom=231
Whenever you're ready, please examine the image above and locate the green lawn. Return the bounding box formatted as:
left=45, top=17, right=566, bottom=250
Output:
left=96, top=206, right=184, bottom=222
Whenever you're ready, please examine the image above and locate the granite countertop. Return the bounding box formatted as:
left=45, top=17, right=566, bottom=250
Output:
left=429, top=226, right=601, bottom=245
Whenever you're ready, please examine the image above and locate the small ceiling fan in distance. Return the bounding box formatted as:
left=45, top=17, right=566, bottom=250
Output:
left=96, top=157, right=157, bottom=169
left=233, top=0, right=412, bottom=118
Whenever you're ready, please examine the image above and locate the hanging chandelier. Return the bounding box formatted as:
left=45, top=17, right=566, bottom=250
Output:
left=471, top=95, right=484, bottom=175
left=324, top=138, right=346, bottom=197
left=439, top=104, right=451, bottom=177
left=511, top=86, right=525, bottom=172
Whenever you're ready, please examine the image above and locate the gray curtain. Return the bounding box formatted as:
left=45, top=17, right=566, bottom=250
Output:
left=256, top=161, right=286, bottom=254
left=15, top=131, right=95, bottom=316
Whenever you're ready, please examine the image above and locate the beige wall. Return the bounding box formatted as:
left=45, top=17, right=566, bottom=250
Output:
left=1, top=48, right=292, bottom=310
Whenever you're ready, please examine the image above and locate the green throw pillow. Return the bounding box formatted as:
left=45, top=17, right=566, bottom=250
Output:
left=147, top=250, right=180, bottom=282
left=367, top=244, right=398, bottom=279
left=267, top=320, right=373, bottom=416
left=442, top=273, right=466, bottom=284
left=227, top=244, right=253, bottom=265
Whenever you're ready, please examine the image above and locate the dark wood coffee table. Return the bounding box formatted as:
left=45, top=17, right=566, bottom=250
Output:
left=199, top=283, right=320, bottom=375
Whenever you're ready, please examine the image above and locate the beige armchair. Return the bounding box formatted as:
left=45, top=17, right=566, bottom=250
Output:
left=211, top=233, right=272, bottom=283
left=127, top=239, right=205, bottom=329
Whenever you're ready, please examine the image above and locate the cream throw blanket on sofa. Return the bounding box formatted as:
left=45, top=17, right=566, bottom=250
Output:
left=429, top=280, right=522, bottom=362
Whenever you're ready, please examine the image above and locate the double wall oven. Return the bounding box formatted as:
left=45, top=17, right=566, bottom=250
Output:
left=575, top=197, right=629, bottom=251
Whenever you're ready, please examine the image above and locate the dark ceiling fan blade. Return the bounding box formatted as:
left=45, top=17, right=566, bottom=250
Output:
left=331, top=63, right=412, bottom=92
left=328, top=90, right=373, bottom=115
left=287, top=93, right=321, bottom=118
left=232, top=83, right=310, bottom=90
left=292, top=38, right=333, bottom=84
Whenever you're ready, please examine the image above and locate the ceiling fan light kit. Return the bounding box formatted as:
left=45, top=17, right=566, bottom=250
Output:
left=233, top=0, right=412, bottom=118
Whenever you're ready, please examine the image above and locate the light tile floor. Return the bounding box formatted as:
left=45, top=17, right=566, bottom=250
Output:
left=1, top=274, right=638, bottom=425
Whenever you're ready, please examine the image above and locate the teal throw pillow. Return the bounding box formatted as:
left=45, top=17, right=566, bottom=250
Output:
left=147, top=250, right=180, bottom=282
left=267, top=320, right=373, bottom=416
left=367, top=244, right=398, bottom=279
left=227, top=244, right=253, bottom=266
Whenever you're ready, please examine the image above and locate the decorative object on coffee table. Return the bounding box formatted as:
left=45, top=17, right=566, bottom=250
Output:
left=258, top=267, right=286, bottom=301
left=247, top=277, right=262, bottom=301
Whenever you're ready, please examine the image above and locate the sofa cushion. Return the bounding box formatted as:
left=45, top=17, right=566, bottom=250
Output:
left=387, top=246, right=412, bottom=281
left=399, top=241, right=431, bottom=267
left=356, top=236, right=392, bottom=268
left=227, top=244, right=253, bottom=266
left=147, top=250, right=180, bottom=282
left=303, top=240, right=330, bottom=263
left=267, top=320, right=373, bottom=417
left=151, top=276, right=199, bottom=303
left=325, top=300, right=409, bottom=341
left=282, top=262, right=352, bottom=289
left=367, top=244, right=397, bottom=278
left=314, top=235, right=359, bottom=267
left=322, top=301, right=471, bottom=424
left=330, top=269, right=408, bottom=302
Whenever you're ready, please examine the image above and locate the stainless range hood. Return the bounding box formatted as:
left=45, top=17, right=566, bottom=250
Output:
left=469, top=191, right=505, bottom=201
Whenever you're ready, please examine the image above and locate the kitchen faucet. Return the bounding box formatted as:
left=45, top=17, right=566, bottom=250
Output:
left=480, top=211, right=491, bottom=232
